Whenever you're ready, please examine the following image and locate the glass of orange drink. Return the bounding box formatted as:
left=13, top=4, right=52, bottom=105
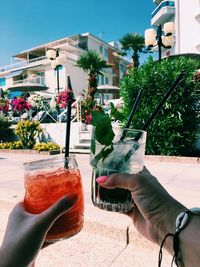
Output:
left=24, top=155, right=84, bottom=242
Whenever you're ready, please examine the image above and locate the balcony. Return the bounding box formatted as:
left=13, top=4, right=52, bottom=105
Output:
left=0, top=56, right=47, bottom=74
left=0, top=37, right=79, bottom=74
left=151, top=1, right=175, bottom=26
left=8, top=76, right=47, bottom=92
left=102, top=68, right=117, bottom=76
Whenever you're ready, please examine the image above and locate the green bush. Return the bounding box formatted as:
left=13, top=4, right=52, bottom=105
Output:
left=120, top=56, right=200, bottom=156
left=0, top=115, right=14, bottom=142
left=33, top=142, right=60, bottom=151
left=15, top=120, right=43, bottom=149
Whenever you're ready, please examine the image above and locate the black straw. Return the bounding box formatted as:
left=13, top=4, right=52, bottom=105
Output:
left=64, top=75, right=74, bottom=167
left=120, top=89, right=143, bottom=141
left=65, top=101, right=72, bottom=159
left=124, top=71, right=185, bottom=161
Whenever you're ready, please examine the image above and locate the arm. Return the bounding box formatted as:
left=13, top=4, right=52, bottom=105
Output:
left=97, top=167, right=200, bottom=267
left=0, top=194, right=77, bottom=267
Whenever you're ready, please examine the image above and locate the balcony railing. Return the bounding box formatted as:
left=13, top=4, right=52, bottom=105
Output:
left=46, top=38, right=78, bottom=50
left=0, top=56, right=47, bottom=73
left=151, top=1, right=175, bottom=18
left=13, top=76, right=45, bottom=86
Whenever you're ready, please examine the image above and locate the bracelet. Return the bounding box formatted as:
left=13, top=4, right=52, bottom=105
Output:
left=158, top=207, right=200, bottom=267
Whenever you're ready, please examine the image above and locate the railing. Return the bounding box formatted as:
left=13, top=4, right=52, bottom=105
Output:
left=46, top=38, right=78, bottom=49
left=0, top=56, right=47, bottom=73
left=151, top=1, right=175, bottom=18
left=58, top=97, right=82, bottom=123
left=0, top=62, right=27, bottom=72
left=13, top=76, right=45, bottom=86
left=28, top=56, right=47, bottom=64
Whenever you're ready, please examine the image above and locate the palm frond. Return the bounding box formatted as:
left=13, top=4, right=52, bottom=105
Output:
left=76, top=50, right=111, bottom=74
left=120, top=33, right=145, bottom=52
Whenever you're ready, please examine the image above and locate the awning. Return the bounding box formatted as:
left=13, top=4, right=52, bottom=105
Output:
left=97, top=84, right=120, bottom=90
left=5, top=70, right=23, bottom=78
left=97, top=84, right=120, bottom=93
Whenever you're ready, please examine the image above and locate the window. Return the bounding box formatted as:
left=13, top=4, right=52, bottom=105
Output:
left=105, top=77, right=109, bottom=84
left=104, top=48, right=108, bottom=60
left=120, top=64, right=126, bottom=73
left=101, top=75, right=104, bottom=84
left=0, top=78, right=6, bottom=86
left=99, top=46, right=103, bottom=54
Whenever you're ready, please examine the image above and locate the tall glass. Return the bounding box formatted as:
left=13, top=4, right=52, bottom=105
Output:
left=24, top=155, right=84, bottom=242
left=90, top=127, right=146, bottom=212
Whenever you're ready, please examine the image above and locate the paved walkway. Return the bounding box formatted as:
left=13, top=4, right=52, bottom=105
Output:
left=0, top=152, right=199, bottom=267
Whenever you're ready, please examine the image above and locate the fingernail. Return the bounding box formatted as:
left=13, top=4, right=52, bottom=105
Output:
left=96, top=176, right=107, bottom=184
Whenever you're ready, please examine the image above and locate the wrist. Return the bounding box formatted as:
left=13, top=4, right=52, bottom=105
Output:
left=176, top=210, right=200, bottom=267
left=158, top=207, right=200, bottom=267
left=155, top=197, right=186, bottom=254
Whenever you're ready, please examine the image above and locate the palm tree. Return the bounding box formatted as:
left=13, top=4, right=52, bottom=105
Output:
left=76, top=50, right=111, bottom=100
left=119, top=33, right=145, bottom=68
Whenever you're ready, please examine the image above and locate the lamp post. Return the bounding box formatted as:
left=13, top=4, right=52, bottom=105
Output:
left=46, top=49, right=67, bottom=94
left=145, top=22, right=175, bottom=61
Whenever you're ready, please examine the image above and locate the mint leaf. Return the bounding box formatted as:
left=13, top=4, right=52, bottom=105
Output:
left=91, top=144, right=114, bottom=167
left=91, top=110, right=114, bottom=146
left=110, top=102, right=125, bottom=122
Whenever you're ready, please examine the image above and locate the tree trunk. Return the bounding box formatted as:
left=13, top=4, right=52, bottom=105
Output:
left=87, top=73, right=97, bottom=100
left=132, top=53, right=139, bottom=69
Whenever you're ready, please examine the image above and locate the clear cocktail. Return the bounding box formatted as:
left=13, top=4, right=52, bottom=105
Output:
left=90, top=127, right=146, bottom=212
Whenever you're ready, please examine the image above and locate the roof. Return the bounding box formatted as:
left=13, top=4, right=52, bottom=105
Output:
left=81, top=32, right=120, bottom=51
left=13, top=32, right=121, bottom=59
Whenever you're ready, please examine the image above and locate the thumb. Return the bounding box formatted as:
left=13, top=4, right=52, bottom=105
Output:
left=40, top=194, right=78, bottom=227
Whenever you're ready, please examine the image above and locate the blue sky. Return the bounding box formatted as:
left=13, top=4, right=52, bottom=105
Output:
left=0, top=0, right=155, bottom=66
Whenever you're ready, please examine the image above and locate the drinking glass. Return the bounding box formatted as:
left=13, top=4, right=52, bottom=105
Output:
left=24, top=155, right=84, bottom=243
left=90, top=127, right=146, bottom=212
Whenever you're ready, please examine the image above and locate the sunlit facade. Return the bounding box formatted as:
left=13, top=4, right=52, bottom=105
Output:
left=0, top=33, right=129, bottom=97
left=151, top=0, right=200, bottom=57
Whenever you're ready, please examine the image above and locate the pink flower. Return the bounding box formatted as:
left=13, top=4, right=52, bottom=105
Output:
left=85, top=113, right=92, bottom=124
left=11, top=97, right=31, bottom=112
left=0, top=99, right=9, bottom=112
left=56, top=91, right=75, bottom=109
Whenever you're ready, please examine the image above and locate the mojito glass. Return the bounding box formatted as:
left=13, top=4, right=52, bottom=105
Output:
left=24, top=155, right=84, bottom=242
left=90, top=127, right=146, bottom=212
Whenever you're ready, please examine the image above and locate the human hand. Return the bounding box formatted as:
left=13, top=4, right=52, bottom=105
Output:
left=0, top=194, right=77, bottom=267
left=96, top=167, right=186, bottom=250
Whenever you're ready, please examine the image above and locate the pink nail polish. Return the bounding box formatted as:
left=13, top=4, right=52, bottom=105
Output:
left=96, top=176, right=107, bottom=184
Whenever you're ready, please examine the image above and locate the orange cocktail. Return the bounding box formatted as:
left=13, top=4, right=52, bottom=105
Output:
left=24, top=155, right=84, bottom=242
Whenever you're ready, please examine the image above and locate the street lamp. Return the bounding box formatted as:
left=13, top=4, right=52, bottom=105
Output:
left=46, top=49, right=67, bottom=94
left=145, top=22, right=175, bottom=61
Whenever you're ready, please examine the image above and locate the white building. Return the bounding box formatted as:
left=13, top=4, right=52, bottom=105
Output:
left=0, top=33, right=129, bottom=97
left=151, top=0, right=200, bottom=58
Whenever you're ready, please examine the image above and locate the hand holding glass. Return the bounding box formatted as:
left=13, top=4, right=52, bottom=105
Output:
left=90, top=127, right=146, bottom=212
left=24, top=155, right=84, bottom=242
